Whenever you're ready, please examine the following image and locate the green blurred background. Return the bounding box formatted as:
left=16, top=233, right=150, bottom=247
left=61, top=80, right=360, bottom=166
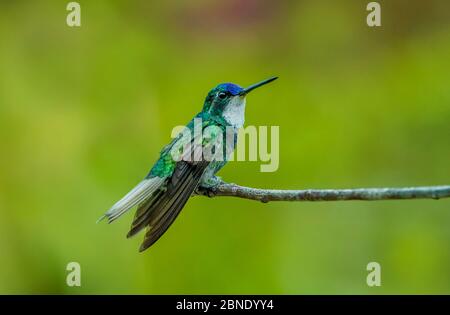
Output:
left=0, top=0, right=449, bottom=294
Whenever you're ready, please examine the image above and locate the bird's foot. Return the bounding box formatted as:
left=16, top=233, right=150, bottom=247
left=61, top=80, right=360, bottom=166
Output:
left=201, top=175, right=224, bottom=188
left=195, top=176, right=223, bottom=197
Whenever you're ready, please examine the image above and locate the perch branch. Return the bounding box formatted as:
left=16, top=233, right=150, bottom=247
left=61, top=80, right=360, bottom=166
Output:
left=196, top=182, right=450, bottom=203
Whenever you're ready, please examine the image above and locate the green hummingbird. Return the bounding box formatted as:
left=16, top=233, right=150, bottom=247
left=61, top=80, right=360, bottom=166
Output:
left=99, top=76, right=278, bottom=252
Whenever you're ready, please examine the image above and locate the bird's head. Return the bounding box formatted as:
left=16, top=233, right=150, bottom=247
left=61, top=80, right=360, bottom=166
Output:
left=202, top=76, right=278, bottom=128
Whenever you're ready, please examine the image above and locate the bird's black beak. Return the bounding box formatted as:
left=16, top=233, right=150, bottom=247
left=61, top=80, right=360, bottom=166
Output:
left=239, top=76, right=278, bottom=96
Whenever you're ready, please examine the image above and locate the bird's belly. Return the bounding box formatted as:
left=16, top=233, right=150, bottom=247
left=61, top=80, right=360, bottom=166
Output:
left=199, top=127, right=237, bottom=185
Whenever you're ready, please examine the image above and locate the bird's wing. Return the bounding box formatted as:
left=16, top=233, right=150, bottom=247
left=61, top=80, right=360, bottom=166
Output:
left=128, top=119, right=224, bottom=251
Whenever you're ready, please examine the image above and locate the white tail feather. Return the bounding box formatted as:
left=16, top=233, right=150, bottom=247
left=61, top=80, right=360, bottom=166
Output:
left=99, top=177, right=164, bottom=223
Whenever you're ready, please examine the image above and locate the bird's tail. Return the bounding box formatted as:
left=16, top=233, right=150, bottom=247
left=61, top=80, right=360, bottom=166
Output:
left=98, top=177, right=165, bottom=224
left=128, top=160, right=209, bottom=252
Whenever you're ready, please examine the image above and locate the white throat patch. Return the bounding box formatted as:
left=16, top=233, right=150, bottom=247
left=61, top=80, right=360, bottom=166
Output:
left=222, top=96, right=246, bottom=128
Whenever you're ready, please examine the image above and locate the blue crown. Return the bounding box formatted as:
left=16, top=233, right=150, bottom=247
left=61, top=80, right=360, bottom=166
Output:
left=218, top=83, right=243, bottom=96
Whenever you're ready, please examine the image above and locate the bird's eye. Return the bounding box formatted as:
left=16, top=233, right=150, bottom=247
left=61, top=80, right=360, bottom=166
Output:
left=218, top=92, right=227, bottom=99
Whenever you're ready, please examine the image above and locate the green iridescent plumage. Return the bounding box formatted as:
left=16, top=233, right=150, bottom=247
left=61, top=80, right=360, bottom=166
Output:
left=147, top=111, right=234, bottom=182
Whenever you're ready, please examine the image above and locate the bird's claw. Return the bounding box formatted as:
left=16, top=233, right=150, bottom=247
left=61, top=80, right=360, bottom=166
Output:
left=200, top=176, right=223, bottom=188
left=197, top=176, right=224, bottom=197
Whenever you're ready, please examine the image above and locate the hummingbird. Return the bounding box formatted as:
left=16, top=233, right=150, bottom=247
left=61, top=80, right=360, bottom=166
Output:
left=98, top=76, right=278, bottom=252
